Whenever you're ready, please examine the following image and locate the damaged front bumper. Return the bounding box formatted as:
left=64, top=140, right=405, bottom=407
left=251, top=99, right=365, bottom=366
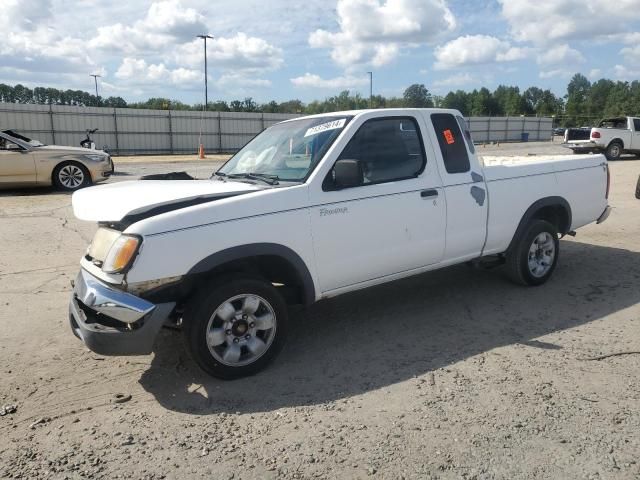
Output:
left=69, top=269, right=175, bottom=355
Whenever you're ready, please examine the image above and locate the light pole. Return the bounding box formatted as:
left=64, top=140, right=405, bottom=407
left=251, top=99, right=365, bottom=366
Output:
left=90, top=74, right=101, bottom=105
left=367, top=71, right=373, bottom=108
left=197, top=34, right=214, bottom=110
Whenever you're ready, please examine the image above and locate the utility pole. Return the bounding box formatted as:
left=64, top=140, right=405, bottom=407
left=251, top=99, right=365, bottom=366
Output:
left=367, top=71, right=373, bottom=108
left=197, top=34, right=214, bottom=110
left=90, top=74, right=101, bottom=105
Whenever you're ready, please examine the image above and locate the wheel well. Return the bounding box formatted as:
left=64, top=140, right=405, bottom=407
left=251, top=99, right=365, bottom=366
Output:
left=608, top=138, right=624, bottom=149
left=530, top=205, right=570, bottom=235
left=198, top=255, right=308, bottom=305
left=507, top=197, right=572, bottom=254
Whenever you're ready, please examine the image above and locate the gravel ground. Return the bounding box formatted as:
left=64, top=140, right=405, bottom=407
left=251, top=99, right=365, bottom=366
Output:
left=1, top=142, right=639, bottom=479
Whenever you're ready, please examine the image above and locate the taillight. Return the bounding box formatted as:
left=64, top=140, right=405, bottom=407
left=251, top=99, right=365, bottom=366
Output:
left=592, top=131, right=601, bottom=139
left=606, top=164, right=610, bottom=199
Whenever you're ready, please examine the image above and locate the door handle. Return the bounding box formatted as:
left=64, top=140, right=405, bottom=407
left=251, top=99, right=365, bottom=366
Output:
left=420, top=189, right=438, bottom=198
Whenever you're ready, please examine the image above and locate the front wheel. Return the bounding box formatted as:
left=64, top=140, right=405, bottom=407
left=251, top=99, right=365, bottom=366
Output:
left=183, top=275, right=288, bottom=379
left=505, top=220, right=559, bottom=286
left=53, top=162, right=91, bottom=191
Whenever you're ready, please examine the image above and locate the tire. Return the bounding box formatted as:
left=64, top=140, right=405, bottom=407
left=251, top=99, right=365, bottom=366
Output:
left=605, top=142, right=622, bottom=161
left=635, top=174, right=640, bottom=200
left=53, top=162, right=91, bottom=191
left=505, top=220, right=559, bottom=286
left=183, top=275, right=288, bottom=379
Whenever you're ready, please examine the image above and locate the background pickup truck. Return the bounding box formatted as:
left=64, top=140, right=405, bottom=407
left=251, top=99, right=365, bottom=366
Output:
left=68, top=108, right=612, bottom=379
left=563, top=116, right=640, bottom=160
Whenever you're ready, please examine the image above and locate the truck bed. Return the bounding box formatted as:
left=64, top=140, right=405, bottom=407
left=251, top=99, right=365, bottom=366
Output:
left=480, top=154, right=605, bottom=181
left=479, top=154, right=607, bottom=256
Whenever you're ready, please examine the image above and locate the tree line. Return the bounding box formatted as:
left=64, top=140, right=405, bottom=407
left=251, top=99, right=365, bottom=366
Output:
left=0, top=73, right=638, bottom=126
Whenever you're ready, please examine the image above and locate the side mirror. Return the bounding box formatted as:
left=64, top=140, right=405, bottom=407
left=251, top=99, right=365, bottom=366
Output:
left=333, top=159, right=364, bottom=189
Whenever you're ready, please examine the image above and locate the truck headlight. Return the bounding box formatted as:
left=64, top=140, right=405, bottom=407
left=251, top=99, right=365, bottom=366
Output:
left=102, top=235, right=141, bottom=273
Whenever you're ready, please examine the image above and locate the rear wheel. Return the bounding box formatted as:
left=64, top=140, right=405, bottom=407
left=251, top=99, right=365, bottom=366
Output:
left=635, top=174, right=640, bottom=200
left=53, top=162, right=91, bottom=191
left=183, top=275, right=288, bottom=379
left=605, top=142, right=622, bottom=161
left=506, top=220, right=559, bottom=286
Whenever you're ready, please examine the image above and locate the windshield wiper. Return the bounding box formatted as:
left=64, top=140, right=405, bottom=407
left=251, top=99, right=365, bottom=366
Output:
left=226, top=172, right=279, bottom=185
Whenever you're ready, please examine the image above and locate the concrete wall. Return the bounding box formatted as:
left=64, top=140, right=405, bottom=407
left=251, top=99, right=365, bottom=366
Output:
left=0, top=103, right=553, bottom=155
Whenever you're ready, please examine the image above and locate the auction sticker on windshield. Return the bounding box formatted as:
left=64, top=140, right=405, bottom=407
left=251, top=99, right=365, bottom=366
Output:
left=304, top=119, right=347, bottom=137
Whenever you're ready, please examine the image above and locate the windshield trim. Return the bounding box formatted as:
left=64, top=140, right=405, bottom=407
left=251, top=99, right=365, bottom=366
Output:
left=214, top=115, right=354, bottom=183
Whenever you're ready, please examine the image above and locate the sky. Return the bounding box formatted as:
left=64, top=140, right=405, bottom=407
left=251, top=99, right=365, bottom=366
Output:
left=2, top=0, right=640, bottom=104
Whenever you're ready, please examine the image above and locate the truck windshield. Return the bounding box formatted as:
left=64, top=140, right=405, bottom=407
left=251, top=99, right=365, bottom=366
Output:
left=216, top=116, right=352, bottom=182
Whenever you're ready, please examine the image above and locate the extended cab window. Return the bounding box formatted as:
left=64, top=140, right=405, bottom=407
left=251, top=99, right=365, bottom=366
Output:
left=456, top=116, right=475, bottom=154
left=634, top=119, right=640, bottom=131
left=338, top=117, right=426, bottom=185
left=431, top=113, right=470, bottom=174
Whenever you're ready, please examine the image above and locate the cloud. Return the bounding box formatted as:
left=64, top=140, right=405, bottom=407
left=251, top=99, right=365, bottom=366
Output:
left=498, top=0, right=640, bottom=45
left=537, top=44, right=585, bottom=67
left=90, top=0, right=207, bottom=53
left=0, top=0, right=97, bottom=75
left=614, top=64, right=640, bottom=80
left=434, top=35, right=530, bottom=70
left=309, top=0, right=456, bottom=67
left=539, top=69, right=573, bottom=79
left=536, top=44, right=585, bottom=79
left=621, top=44, right=640, bottom=65
left=217, top=74, right=272, bottom=89
left=589, top=68, right=602, bottom=79
left=174, top=33, right=284, bottom=72
left=0, top=0, right=53, bottom=32
left=115, top=58, right=200, bottom=85
left=432, top=73, right=474, bottom=88
left=88, top=4, right=283, bottom=95
left=290, top=73, right=368, bottom=89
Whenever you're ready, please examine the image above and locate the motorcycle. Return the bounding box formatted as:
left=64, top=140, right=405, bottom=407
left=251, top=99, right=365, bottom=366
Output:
left=80, top=128, right=98, bottom=149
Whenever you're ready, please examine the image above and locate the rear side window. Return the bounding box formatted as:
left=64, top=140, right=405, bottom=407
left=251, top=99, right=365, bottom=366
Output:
left=456, top=116, right=475, bottom=154
left=338, top=117, right=426, bottom=185
left=431, top=113, right=471, bottom=174
left=634, top=119, right=640, bottom=131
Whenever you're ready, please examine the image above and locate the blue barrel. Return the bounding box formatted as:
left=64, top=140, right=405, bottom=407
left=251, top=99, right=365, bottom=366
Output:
left=521, top=132, right=529, bottom=142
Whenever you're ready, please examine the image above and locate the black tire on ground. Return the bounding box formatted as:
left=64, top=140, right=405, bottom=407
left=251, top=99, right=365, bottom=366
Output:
left=635, top=174, right=640, bottom=200
left=505, top=219, right=560, bottom=286
left=52, top=161, right=91, bottom=191
left=183, top=275, right=288, bottom=380
left=605, top=141, right=623, bottom=161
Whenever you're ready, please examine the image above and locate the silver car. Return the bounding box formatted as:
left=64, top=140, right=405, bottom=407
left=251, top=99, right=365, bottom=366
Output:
left=0, top=130, right=114, bottom=191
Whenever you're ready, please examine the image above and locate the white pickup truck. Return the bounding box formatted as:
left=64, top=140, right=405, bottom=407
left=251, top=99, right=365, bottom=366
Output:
left=69, top=108, right=611, bottom=379
left=563, top=116, right=640, bottom=160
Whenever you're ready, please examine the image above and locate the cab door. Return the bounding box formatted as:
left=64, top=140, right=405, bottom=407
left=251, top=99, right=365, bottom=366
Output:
left=426, top=112, right=488, bottom=262
left=308, top=114, right=446, bottom=294
left=0, top=137, right=36, bottom=186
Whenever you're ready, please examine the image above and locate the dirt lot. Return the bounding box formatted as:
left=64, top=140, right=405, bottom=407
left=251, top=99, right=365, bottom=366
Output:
left=1, top=142, right=639, bottom=479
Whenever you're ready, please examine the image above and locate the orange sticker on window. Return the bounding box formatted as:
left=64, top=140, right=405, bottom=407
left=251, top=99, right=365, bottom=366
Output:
left=443, top=129, right=455, bottom=145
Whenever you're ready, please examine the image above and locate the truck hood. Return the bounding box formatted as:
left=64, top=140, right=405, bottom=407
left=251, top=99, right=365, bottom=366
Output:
left=72, top=179, right=260, bottom=223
